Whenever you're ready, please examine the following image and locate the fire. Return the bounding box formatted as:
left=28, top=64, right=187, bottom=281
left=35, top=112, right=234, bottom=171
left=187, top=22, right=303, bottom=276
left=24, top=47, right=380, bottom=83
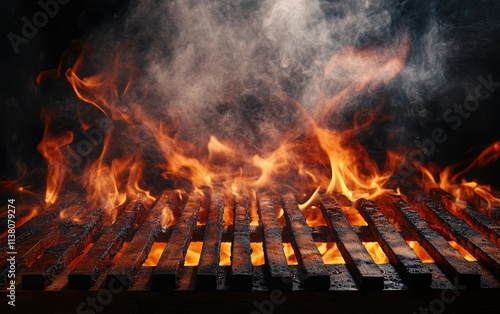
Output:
left=363, top=242, right=389, bottom=264
left=250, top=242, right=265, bottom=266
left=406, top=240, right=434, bottom=263
left=316, top=242, right=345, bottom=264
left=417, top=141, right=500, bottom=210
left=448, top=241, right=476, bottom=262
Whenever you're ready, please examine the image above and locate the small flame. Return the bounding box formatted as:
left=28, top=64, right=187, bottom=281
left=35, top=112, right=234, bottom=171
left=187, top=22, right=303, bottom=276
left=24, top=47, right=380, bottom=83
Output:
left=406, top=240, right=434, bottom=263
left=363, top=242, right=389, bottom=264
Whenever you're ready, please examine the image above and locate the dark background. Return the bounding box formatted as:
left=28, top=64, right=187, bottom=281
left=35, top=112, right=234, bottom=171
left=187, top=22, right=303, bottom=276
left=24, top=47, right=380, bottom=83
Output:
left=1, top=0, right=500, bottom=191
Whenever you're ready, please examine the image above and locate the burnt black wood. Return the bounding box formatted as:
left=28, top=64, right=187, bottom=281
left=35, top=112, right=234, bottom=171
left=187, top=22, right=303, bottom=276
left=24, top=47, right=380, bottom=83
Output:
left=429, top=188, right=500, bottom=247
left=355, top=198, right=432, bottom=289
left=196, top=194, right=224, bottom=290
left=151, top=194, right=201, bottom=290
left=257, top=191, right=292, bottom=290
left=319, top=194, right=383, bottom=291
left=411, top=191, right=500, bottom=280
left=390, top=196, right=481, bottom=288
left=231, top=194, right=253, bottom=290
left=22, top=209, right=103, bottom=289
left=68, top=201, right=145, bottom=289
left=282, top=192, right=330, bottom=290
left=107, top=192, right=179, bottom=289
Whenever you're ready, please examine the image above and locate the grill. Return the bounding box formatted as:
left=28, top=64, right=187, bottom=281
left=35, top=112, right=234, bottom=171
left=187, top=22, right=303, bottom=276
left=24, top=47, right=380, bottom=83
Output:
left=1, top=186, right=499, bottom=313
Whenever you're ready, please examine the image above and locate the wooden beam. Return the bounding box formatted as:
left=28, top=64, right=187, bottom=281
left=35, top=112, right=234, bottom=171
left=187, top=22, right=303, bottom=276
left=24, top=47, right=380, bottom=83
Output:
left=107, top=191, right=179, bottom=288
left=411, top=191, right=500, bottom=281
left=282, top=192, right=330, bottom=290
left=231, top=195, right=253, bottom=290
left=151, top=193, right=202, bottom=290
left=257, top=191, right=292, bottom=290
left=22, top=209, right=103, bottom=289
left=355, top=198, right=431, bottom=289
left=319, top=194, right=383, bottom=291
left=68, top=201, right=145, bottom=289
left=196, top=194, right=224, bottom=290
left=390, top=196, right=480, bottom=288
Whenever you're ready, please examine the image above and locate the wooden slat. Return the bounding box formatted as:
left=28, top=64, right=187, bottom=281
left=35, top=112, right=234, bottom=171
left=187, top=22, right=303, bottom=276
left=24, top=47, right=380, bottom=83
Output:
left=231, top=195, right=253, bottom=290
left=196, top=194, right=224, bottom=290
left=429, top=189, right=500, bottom=247
left=257, top=191, right=292, bottom=290
left=319, top=194, right=383, bottom=291
left=68, top=201, right=145, bottom=289
left=390, top=197, right=481, bottom=288
left=355, top=198, right=432, bottom=289
left=411, top=191, right=500, bottom=279
left=0, top=204, right=86, bottom=284
left=0, top=204, right=61, bottom=258
left=151, top=193, right=202, bottom=290
left=107, top=191, right=179, bottom=288
left=282, top=192, right=330, bottom=290
left=22, top=209, right=103, bottom=289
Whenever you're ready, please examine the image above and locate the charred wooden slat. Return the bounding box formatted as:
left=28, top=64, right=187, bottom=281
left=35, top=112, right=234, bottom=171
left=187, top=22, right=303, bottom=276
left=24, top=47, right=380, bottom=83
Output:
left=182, top=224, right=345, bottom=243
left=231, top=195, right=253, bottom=290
left=151, top=194, right=202, bottom=290
left=355, top=198, right=431, bottom=289
left=196, top=194, right=224, bottom=290
left=429, top=189, right=500, bottom=247
left=0, top=204, right=87, bottom=284
left=411, top=191, right=500, bottom=280
left=319, top=194, right=383, bottom=291
left=257, top=191, right=292, bottom=290
left=282, top=192, right=330, bottom=290
left=0, top=206, right=37, bottom=235
left=22, top=209, right=103, bottom=289
left=68, top=201, right=145, bottom=289
left=0, top=204, right=62, bottom=258
left=390, top=197, right=480, bottom=288
left=107, top=192, right=179, bottom=289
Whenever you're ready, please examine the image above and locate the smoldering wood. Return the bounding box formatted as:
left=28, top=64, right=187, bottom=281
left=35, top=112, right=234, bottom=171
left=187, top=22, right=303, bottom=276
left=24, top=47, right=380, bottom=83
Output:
left=389, top=196, right=481, bottom=288
left=0, top=203, right=87, bottom=285
left=319, top=194, right=383, bottom=291
left=410, top=191, right=500, bottom=280
left=107, top=191, right=179, bottom=289
left=151, top=194, right=201, bottom=290
left=68, top=200, right=145, bottom=289
left=230, top=194, right=253, bottom=290
left=429, top=188, right=500, bottom=247
left=281, top=191, right=330, bottom=290
left=355, top=198, right=432, bottom=289
left=22, top=209, right=104, bottom=290
left=256, top=190, right=292, bottom=290
left=196, top=194, right=224, bottom=290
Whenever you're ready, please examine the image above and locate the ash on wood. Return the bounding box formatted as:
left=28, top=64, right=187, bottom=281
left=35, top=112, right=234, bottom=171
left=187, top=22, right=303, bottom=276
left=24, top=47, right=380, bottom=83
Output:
left=282, top=192, right=330, bottom=290
left=196, top=194, right=224, bottom=290
left=231, top=194, right=253, bottom=290
left=390, top=197, right=480, bottom=288
left=257, top=191, right=292, bottom=290
left=355, top=198, right=431, bottom=289
left=68, top=201, right=145, bottom=289
left=151, top=193, right=201, bottom=290
left=319, top=194, right=383, bottom=291
left=107, top=192, right=179, bottom=289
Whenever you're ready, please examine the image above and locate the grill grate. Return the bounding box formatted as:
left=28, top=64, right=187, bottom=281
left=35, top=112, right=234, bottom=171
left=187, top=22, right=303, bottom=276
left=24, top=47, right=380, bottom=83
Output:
left=1, top=188, right=499, bottom=295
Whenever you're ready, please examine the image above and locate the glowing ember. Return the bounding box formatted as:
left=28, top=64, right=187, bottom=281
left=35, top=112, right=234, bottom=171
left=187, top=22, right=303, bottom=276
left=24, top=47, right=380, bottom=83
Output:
left=363, top=242, right=389, bottom=264
left=250, top=242, right=265, bottom=266
left=316, top=242, right=345, bottom=264
left=406, top=240, right=434, bottom=263
left=448, top=241, right=477, bottom=262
